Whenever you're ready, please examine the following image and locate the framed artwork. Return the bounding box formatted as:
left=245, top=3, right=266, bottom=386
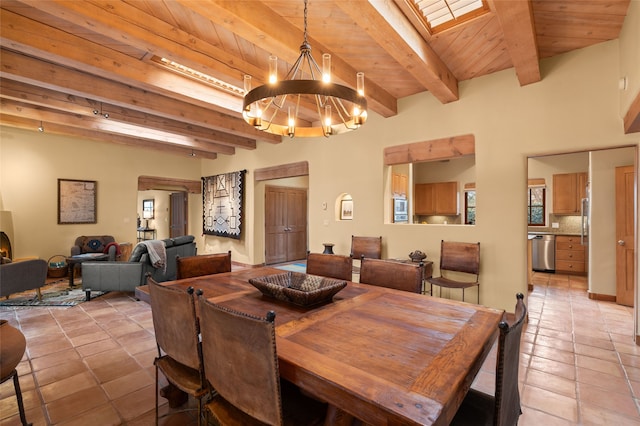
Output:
left=58, top=179, right=97, bottom=224
left=340, top=199, right=353, bottom=220
left=202, top=170, right=246, bottom=239
left=142, top=199, right=154, bottom=219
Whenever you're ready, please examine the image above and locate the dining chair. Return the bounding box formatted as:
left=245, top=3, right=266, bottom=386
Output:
left=197, top=297, right=327, bottom=426
left=350, top=235, right=382, bottom=260
left=148, top=277, right=208, bottom=426
left=451, top=293, right=527, bottom=426
left=359, top=258, right=424, bottom=293
left=176, top=251, right=231, bottom=279
left=306, top=251, right=352, bottom=281
left=427, top=240, right=480, bottom=303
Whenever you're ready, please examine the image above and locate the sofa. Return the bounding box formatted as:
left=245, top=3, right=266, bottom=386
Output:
left=0, top=259, right=48, bottom=300
left=71, top=235, right=118, bottom=261
left=81, top=235, right=196, bottom=301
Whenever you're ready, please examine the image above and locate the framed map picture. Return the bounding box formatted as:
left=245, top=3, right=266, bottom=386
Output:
left=58, top=179, right=97, bottom=224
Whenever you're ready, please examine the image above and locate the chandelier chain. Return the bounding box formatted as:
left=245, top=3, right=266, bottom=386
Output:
left=303, top=0, right=308, bottom=46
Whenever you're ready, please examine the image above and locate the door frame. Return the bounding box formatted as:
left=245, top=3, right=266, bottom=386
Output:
left=254, top=162, right=310, bottom=265
left=527, top=145, right=639, bottom=342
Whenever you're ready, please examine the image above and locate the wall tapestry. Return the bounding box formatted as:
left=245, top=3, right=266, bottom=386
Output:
left=202, top=170, right=246, bottom=239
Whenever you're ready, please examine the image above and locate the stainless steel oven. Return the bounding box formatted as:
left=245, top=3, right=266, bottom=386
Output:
left=393, top=198, right=408, bottom=223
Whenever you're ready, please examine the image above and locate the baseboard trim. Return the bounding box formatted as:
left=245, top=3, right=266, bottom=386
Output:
left=587, top=292, right=616, bottom=302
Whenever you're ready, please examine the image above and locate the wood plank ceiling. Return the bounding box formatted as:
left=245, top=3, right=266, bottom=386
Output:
left=0, top=0, right=632, bottom=159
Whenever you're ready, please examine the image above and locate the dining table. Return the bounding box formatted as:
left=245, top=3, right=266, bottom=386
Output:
left=139, top=266, right=504, bottom=425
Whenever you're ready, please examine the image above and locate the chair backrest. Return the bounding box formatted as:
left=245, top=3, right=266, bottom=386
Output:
left=350, top=235, right=382, bottom=259
left=440, top=240, right=480, bottom=276
left=198, top=298, right=283, bottom=425
left=147, top=277, right=201, bottom=370
left=176, top=251, right=231, bottom=279
left=359, top=258, right=423, bottom=293
left=494, top=293, right=527, bottom=426
left=306, top=252, right=352, bottom=281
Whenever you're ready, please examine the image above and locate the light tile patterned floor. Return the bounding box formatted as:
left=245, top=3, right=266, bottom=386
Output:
left=1, top=271, right=639, bottom=425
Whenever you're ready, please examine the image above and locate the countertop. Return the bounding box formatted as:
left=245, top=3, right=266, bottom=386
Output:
left=527, top=231, right=581, bottom=236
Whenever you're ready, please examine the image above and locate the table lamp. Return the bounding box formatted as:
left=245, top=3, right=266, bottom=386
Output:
left=142, top=210, right=153, bottom=229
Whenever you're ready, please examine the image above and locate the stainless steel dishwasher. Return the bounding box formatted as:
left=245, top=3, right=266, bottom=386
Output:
left=531, top=234, right=555, bottom=272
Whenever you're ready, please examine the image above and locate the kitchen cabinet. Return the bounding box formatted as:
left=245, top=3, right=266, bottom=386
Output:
left=553, top=172, right=588, bottom=215
left=555, top=235, right=587, bottom=275
left=392, top=173, right=408, bottom=197
left=414, top=182, right=458, bottom=215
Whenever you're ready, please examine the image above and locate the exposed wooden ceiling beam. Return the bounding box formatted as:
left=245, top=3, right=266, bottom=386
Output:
left=176, top=0, right=398, bottom=118
left=0, top=114, right=218, bottom=160
left=16, top=0, right=264, bottom=93
left=624, top=91, right=640, bottom=134
left=0, top=79, right=259, bottom=153
left=336, top=0, right=459, bottom=104
left=0, top=98, right=232, bottom=154
left=0, top=9, right=242, bottom=115
left=0, top=49, right=278, bottom=145
left=490, top=0, right=541, bottom=85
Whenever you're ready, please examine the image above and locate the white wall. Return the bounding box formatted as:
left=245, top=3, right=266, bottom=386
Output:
left=589, top=147, right=636, bottom=296
left=0, top=130, right=203, bottom=259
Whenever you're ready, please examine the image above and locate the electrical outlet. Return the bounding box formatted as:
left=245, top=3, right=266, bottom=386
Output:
left=323, top=219, right=329, bottom=226
left=551, top=222, right=559, bottom=228
left=322, top=202, right=327, bottom=210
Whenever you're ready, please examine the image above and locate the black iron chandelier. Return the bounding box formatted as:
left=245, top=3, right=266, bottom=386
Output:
left=242, top=0, right=367, bottom=138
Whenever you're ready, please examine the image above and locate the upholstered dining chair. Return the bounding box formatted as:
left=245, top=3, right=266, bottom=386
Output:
left=359, top=258, right=424, bottom=294
left=198, top=297, right=327, bottom=426
left=427, top=240, right=480, bottom=303
left=176, top=251, right=232, bottom=279
left=306, top=252, right=352, bottom=281
left=451, top=293, right=527, bottom=426
left=148, top=277, right=208, bottom=426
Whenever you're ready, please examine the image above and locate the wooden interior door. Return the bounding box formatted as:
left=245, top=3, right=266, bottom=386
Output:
left=265, top=186, right=307, bottom=264
left=616, top=165, right=635, bottom=307
left=169, top=192, right=187, bottom=238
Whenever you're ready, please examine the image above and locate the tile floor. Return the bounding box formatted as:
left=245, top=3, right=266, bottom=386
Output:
left=1, top=271, right=639, bottom=425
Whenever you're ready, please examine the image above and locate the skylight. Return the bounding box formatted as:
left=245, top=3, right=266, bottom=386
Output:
left=413, top=0, right=488, bottom=33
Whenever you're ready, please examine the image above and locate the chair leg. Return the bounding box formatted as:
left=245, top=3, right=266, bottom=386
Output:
left=155, top=365, right=159, bottom=426
left=197, top=396, right=202, bottom=426
left=12, top=371, right=32, bottom=426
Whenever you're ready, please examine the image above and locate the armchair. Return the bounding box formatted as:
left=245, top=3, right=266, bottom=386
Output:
left=71, top=235, right=118, bottom=261
left=0, top=259, right=47, bottom=300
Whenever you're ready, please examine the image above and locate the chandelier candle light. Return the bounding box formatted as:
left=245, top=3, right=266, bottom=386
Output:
left=242, top=0, right=367, bottom=138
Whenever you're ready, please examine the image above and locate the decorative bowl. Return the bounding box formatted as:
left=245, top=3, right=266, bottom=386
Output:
left=249, top=272, right=347, bottom=307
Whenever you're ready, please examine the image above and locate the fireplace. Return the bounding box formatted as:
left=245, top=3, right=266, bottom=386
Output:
left=0, top=232, right=11, bottom=259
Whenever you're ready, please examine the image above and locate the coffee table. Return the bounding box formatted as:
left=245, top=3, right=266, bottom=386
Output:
left=66, top=253, right=109, bottom=288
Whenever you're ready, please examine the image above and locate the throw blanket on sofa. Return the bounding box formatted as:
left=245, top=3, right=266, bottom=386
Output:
left=138, top=240, right=167, bottom=273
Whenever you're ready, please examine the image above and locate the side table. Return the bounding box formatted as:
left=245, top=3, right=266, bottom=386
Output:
left=137, top=228, right=156, bottom=242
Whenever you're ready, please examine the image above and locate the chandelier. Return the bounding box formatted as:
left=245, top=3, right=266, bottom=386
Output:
left=242, top=0, right=367, bottom=138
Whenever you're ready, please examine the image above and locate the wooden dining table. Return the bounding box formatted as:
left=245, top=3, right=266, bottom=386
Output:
left=140, top=266, right=504, bottom=425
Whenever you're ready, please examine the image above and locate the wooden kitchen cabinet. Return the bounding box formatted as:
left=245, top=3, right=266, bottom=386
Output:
left=392, top=173, right=408, bottom=197
left=414, top=182, right=458, bottom=215
left=553, top=172, right=588, bottom=215
left=555, top=235, right=587, bottom=275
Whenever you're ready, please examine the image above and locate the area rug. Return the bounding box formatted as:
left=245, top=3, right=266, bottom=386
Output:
left=0, top=279, right=105, bottom=308
left=274, top=262, right=306, bottom=273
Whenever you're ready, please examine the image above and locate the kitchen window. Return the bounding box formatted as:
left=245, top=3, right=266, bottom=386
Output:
left=527, top=186, right=545, bottom=226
